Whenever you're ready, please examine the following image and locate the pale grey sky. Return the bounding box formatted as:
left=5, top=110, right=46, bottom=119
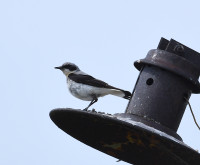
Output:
left=1, top=0, right=200, bottom=165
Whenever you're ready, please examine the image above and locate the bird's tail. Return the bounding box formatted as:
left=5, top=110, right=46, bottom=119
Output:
left=123, top=90, right=132, bottom=100
left=110, top=88, right=132, bottom=100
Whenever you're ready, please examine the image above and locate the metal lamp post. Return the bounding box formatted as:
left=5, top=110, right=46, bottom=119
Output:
left=50, top=38, right=200, bottom=165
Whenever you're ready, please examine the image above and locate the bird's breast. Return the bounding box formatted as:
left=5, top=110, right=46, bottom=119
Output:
left=67, top=78, right=111, bottom=101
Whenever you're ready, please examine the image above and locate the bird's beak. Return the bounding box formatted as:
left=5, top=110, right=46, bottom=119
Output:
left=55, top=66, right=63, bottom=70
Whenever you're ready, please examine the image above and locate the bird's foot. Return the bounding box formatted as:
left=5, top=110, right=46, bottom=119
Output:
left=82, top=108, right=88, bottom=111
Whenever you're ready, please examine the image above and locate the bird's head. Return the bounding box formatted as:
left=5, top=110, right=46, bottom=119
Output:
left=55, top=62, right=80, bottom=76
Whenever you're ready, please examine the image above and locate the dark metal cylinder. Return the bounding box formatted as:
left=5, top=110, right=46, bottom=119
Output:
left=126, top=65, right=191, bottom=131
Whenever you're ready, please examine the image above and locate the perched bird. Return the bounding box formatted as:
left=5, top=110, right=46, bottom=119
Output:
left=55, top=62, right=131, bottom=111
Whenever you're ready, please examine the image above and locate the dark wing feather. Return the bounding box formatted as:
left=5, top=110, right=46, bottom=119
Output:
left=68, top=73, right=112, bottom=88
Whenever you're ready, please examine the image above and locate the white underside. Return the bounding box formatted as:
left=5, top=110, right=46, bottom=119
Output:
left=67, top=78, right=125, bottom=101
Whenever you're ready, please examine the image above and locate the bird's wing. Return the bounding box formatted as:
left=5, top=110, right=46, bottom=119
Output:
left=68, top=73, right=113, bottom=88
left=68, top=73, right=132, bottom=99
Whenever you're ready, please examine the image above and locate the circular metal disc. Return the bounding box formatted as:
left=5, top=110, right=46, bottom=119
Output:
left=50, top=108, right=200, bottom=165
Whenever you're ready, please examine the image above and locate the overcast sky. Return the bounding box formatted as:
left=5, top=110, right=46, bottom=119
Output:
left=1, top=0, right=200, bottom=165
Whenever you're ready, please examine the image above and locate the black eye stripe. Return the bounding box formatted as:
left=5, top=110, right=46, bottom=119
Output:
left=62, top=64, right=77, bottom=71
left=68, top=65, right=77, bottom=71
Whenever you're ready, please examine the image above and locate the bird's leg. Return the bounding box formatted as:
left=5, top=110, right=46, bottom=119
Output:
left=83, top=97, right=98, bottom=111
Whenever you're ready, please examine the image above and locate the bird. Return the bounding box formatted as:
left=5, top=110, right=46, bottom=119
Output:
left=55, top=62, right=132, bottom=111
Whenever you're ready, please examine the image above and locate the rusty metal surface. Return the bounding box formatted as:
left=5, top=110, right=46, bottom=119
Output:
left=134, top=38, right=200, bottom=93
left=134, top=49, right=200, bottom=93
left=50, top=109, right=200, bottom=165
